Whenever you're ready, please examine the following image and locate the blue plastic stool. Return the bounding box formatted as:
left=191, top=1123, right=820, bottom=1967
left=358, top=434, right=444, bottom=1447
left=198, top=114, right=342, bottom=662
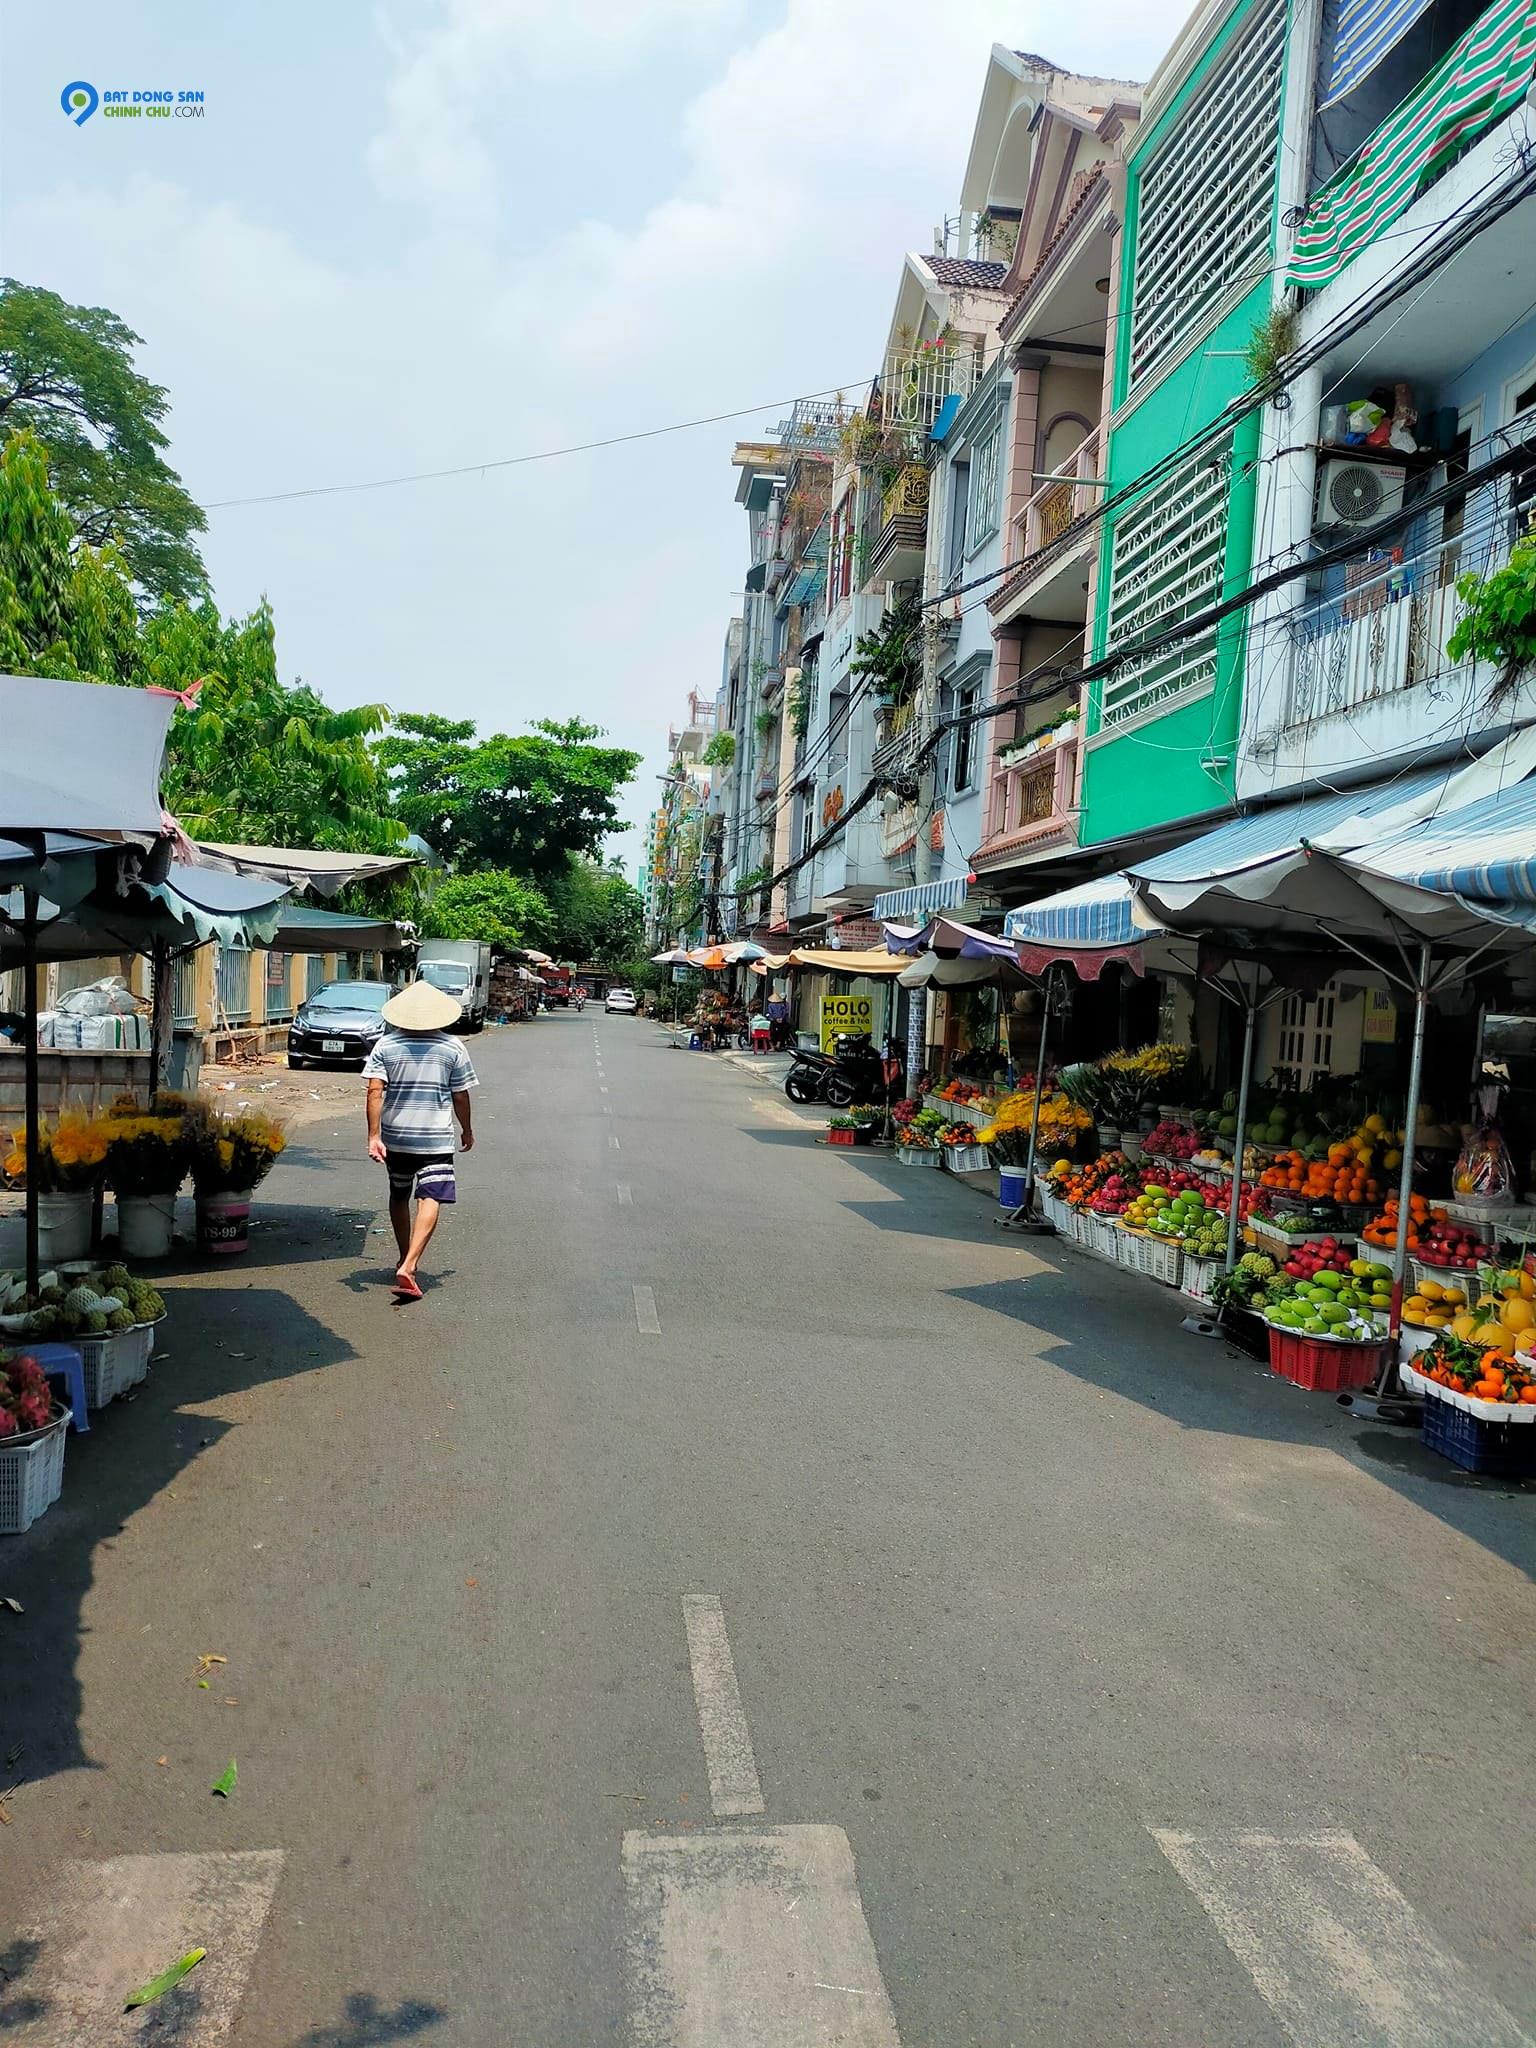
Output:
left=28, top=1342, right=90, bottom=1433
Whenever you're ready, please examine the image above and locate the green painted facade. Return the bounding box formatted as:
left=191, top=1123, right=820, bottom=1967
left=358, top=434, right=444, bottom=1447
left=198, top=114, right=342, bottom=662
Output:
left=1078, top=0, right=1295, bottom=848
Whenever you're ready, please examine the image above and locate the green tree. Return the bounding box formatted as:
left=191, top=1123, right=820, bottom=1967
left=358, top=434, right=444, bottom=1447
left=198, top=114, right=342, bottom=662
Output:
left=543, top=859, right=645, bottom=963
left=0, top=431, right=401, bottom=850
left=419, top=871, right=552, bottom=952
left=377, top=713, right=641, bottom=883
left=0, top=279, right=208, bottom=601
left=163, top=603, right=400, bottom=850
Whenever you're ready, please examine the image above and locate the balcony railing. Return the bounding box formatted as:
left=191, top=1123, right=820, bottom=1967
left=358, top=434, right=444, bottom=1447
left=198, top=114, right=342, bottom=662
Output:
left=975, top=727, right=1080, bottom=866
left=1286, top=499, right=1507, bottom=728
left=989, top=431, right=1102, bottom=615
left=872, top=695, right=919, bottom=777
left=882, top=343, right=980, bottom=433
left=861, top=463, right=929, bottom=585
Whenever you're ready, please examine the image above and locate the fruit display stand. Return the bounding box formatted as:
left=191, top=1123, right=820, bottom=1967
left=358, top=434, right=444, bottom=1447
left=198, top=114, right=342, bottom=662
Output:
left=1400, top=1357, right=1536, bottom=1475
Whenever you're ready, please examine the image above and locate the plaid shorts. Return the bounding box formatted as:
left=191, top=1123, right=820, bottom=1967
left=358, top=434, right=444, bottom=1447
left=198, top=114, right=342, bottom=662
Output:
left=384, top=1150, right=456, bottom=1203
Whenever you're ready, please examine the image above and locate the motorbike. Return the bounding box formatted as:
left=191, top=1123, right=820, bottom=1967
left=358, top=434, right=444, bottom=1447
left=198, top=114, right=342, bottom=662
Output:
left=784, top=1031, right=888, bottom=1110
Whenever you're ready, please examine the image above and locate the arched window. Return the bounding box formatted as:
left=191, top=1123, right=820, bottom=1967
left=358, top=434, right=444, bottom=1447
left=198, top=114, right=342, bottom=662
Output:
left=1039, top=411, right=1093, bottom=478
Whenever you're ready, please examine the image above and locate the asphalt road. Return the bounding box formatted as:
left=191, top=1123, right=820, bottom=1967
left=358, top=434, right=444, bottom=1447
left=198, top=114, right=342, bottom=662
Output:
left=3, top=1011, right=1536, bottom=2046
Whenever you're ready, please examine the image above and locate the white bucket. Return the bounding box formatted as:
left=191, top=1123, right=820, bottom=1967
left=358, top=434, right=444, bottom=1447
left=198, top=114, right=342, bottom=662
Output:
left=36, top=1190, right=92, bottom=1262
left=117, top=1191, right=177, bottom=1259
left=197, top=1187, right=252, bottom=1256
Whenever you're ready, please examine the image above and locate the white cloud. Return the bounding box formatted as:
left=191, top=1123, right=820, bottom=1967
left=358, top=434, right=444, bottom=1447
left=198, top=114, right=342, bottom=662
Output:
left=366, top=0, right=737, bottom=232
left=5, top=0, right=1181, bottom=872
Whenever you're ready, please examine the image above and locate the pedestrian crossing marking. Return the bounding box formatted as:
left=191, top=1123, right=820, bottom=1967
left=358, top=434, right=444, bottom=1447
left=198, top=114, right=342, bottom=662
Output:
left=10, top=1849, right=283, bottom=2045
left=1151, top=1828, right=1533, bottom=2047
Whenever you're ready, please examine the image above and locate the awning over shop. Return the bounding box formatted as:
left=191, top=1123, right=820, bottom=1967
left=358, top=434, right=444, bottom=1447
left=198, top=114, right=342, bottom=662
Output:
left=897, top=951, right=1024, bottom=989
left=782, top=946, right=911, bottom=976
left=0, top=832, right=123, bottom=914
left=872, top=873, right=970, bottom=922
left=1128, top=744, right=1536, bottom=938
left=1003, top=874, right=1151, bottom=979
left=1289, top=0, right=1536, bottom=286
left=883, top=916, right=1015, bottom=961
left=1356, top=771, right=1536, bottom=926
left=193, top=841, right=416, bottom=898
left=2, top=673, right=175, bottom=836
left=265, top=902, right=411, bottom=954
left=0, top=862, right=290, bottom=965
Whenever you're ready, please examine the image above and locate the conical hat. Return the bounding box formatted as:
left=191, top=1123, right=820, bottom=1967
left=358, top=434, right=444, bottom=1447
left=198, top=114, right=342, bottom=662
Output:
left=381, top=980, right=463, bottom=1030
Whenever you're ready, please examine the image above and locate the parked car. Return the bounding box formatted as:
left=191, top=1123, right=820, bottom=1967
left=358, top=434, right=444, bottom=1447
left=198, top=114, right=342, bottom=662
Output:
left=604, top=987, right=638, bottom=1015
left=288, top=981, right=393, bottom=1068
left=417, top=941, right=490, bottom=1032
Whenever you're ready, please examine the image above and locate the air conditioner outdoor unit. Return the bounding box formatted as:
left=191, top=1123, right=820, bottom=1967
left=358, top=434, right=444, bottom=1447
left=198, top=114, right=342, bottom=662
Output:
left=1315, top=457, right=1407, bottom=530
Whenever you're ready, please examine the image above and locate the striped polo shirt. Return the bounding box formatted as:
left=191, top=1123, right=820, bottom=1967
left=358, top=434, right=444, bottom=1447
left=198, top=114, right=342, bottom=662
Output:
left=362, top=1030, right=478, bottom=1153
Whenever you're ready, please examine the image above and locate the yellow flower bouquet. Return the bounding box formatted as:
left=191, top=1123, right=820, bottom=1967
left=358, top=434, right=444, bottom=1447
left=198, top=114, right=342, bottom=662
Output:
left=101, top=1113, right=189, bottom=1197
left=187, top=1108, right=288, bottom=1194
left=2, top=1110, right=110, bottom=1191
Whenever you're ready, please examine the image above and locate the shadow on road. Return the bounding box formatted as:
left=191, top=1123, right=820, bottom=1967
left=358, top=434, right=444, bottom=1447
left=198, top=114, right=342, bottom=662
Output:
left=287, top=1992, right=448, bottom=2046
left=950, top=1255, right=1536, bottom=1582
left=0, top=1287, right=359, bottom=1791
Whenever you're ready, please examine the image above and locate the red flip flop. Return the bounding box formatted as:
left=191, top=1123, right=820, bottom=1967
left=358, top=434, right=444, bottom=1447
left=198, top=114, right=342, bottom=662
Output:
left=392, top=1271, right=423, bottom=1302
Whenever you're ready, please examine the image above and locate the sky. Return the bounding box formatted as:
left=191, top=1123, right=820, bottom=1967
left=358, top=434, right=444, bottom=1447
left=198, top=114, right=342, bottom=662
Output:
left=1, top=0, right=1182, bottom=879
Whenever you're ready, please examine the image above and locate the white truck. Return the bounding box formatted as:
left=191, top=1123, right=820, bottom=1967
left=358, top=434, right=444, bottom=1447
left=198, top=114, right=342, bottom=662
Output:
left=416, top=940, right=492, bottom=1032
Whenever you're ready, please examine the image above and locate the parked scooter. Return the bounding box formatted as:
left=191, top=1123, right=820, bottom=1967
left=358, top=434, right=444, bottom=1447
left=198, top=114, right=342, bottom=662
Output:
left=784, top=1031, right=888, bottom=1109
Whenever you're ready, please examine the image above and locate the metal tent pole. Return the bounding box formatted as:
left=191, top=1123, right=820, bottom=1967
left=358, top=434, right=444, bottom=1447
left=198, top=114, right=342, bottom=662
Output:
left=150, top=936, right=174, bottom=1101
left=1022, top=970, right=1053, bottom=1201
left=1382, top=941, right=1433, bottom=1387
left=22, top=892, right=40, bottom=1296
left=1223, top=980, right=1258, bottom=1273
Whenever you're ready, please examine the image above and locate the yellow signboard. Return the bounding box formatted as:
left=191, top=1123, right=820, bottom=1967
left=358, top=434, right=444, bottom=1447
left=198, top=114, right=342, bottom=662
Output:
left=821, top=993, right=873, bottom=1052
left=1362, top=989, right=1397, bottom=1044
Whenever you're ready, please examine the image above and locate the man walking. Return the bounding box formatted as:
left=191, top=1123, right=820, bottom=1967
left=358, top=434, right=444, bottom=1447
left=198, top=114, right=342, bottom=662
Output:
left=363, top=980, right=477, bottom=1302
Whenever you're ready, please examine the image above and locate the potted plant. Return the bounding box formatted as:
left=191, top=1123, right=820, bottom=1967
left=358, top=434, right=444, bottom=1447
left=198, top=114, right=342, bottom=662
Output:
left=187, top=1108, right=287, bottom=1255
left=0, top=1350, right=69, bottom=1533
left=2, top=1111, right=108, bottom=1260
left=102, top=1111, right=188, bottom=1259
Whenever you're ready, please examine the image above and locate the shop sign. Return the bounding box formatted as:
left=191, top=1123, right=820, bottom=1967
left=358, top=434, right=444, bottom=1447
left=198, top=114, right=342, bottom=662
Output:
left=1362, top=989, right=1397, bottom=1043
left=821, top=993, right=872, bottom=1051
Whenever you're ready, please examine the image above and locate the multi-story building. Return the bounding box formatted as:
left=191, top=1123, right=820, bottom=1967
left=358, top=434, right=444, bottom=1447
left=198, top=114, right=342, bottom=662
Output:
left=963, top=79, right=1143, bottom=907
left=645, top=691, right=718, bottom=951
left=1239, top=0, right=1536, bottom=804
left=1074, top=0, right=1297, bottom=851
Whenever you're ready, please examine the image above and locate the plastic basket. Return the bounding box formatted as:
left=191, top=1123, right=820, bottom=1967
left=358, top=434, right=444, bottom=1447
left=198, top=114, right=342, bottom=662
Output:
left=1110, top=1221, right=1144, bottom=1271
left=896, top=1146, right=940, bottom=1168
left=0, top=1404, right=69, bottom=1534
left=1082, top=1212, right=1119, bottom=1259
left=1182, top=1252, right=1223, bottom=1306
left=77, top=1332, right=137, bottom=1409
left=1267, top=1326, right=1390, bottom=1392
left=944, top=1144, right=993, bottom=1174
left=1118, top=1227, right=1184, bottom=1288
left=1422, top=1393, right=1536, bottom=1475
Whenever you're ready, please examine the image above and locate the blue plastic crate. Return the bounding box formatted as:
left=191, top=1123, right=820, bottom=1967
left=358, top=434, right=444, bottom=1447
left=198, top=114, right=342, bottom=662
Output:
left=1422, top=1395, right=1536, bottom=1476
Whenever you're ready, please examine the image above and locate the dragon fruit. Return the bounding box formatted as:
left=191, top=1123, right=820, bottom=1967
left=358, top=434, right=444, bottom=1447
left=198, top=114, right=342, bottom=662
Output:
left=0, top=1409, right=16, bottom=1439
left=14, top=1389, right=50, bottom=1433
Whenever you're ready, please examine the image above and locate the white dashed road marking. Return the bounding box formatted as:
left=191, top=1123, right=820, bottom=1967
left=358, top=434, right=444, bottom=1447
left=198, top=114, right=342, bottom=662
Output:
left=1151, top=1828, right=1534, bottom=2048
left=681, top=1594, right=764, bottom=1818
left=633, top=1284, right=661, bottom=1334
left=617, top=1183, right=633, bottom=1205
left=624, top=1824, right=900, bottom=2046
left=10, top=1849, right=284, bottom=2045
left=610, top=1133, right=621, bottom=1150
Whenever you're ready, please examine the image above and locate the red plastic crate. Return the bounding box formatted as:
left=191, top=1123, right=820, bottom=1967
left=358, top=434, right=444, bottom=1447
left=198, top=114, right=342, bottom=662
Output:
left=1267, top=1327, right=1390, bottom=1392
left=827, top=1127, right=856, bottom=1146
